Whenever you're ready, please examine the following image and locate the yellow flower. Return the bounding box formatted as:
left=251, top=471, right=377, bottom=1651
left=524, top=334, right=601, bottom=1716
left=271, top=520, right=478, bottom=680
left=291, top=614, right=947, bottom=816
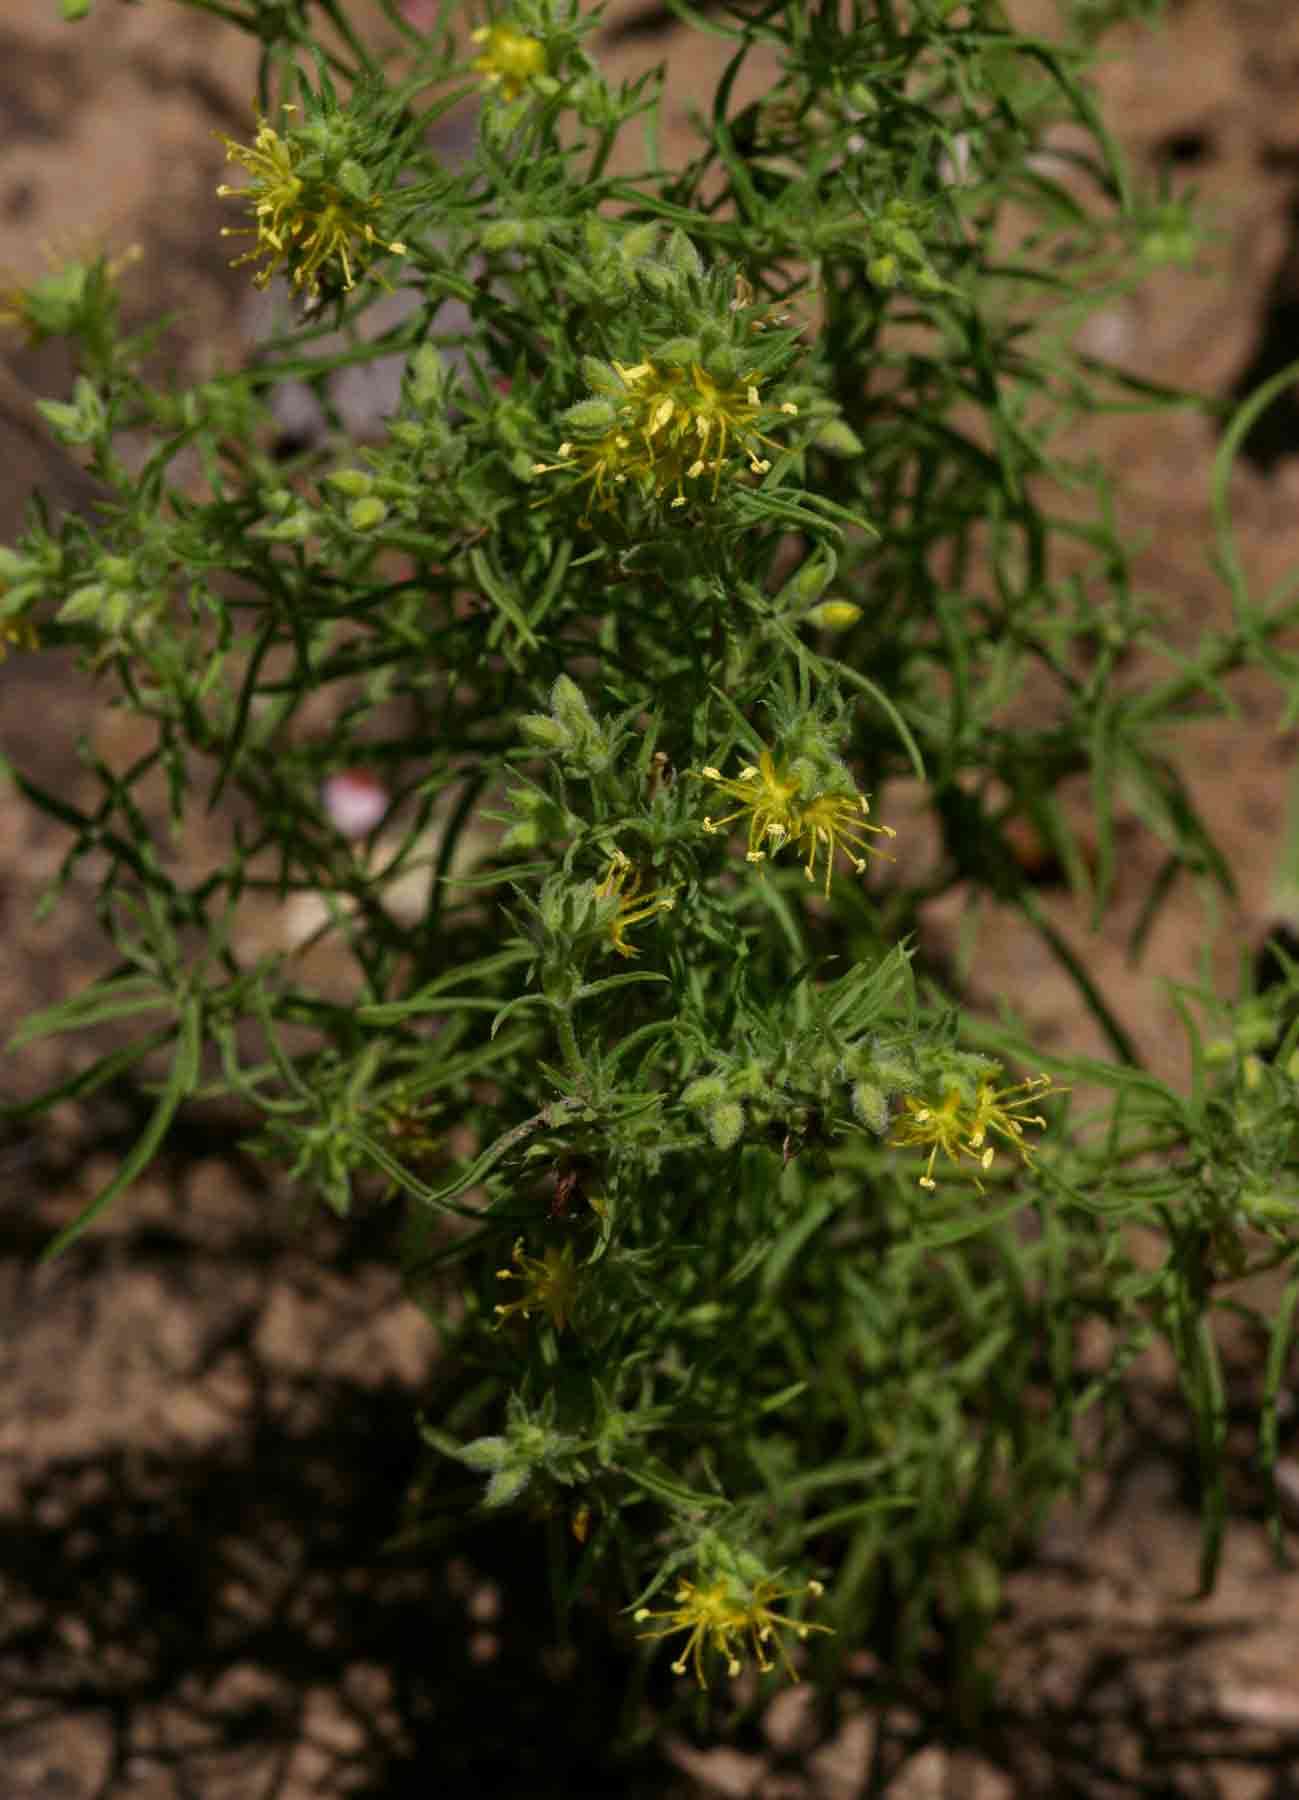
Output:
left=532, top=429, right=637, bottom=525
left=889, top=1089, right=984, bottom=1192
left=217, top=112, right=406, bottom=297
left=701, top=750, right=893, bottom=892
left=701, top=750, right=802, bottom=864
left=534, top=358, right=799, bottom=519
left=472, top=23, right=546, bottom=101
left=890, top=1073, right=1059, bottom=1191
left=0, top=616, right=39, bottom=660
left=635, top=1576, right=830, bottom=1688
left=806, top=599, right=862, bottom=631
left=494, top=1238, right=579, bottom=1332
left=594, top=850, right=679, bottom=958
left=618, top=359, right=797, bottom=505
left=795, top=788, right=896, bottom=898
left=966, top=1073, right=1057, bottom=1164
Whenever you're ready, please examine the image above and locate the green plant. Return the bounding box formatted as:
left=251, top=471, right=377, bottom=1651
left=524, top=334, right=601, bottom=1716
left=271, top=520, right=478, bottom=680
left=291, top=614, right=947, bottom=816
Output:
left=7, top=0, right=1299, bottom=1732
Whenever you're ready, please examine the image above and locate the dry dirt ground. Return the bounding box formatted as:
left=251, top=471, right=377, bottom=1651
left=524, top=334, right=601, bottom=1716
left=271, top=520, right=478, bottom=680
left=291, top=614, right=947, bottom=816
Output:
left=6, top=0, right=1299, bottom=1794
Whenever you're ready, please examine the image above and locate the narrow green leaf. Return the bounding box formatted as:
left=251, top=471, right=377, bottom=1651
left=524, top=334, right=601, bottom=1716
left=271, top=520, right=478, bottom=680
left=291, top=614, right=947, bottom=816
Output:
left=43, top=1002, right=201, bottom=1259
left=902, top=1193, right=1026, bottom=1250
left=573, top=971, right=670, bottom=1003
left=10, top=976, right=171, bottom=1049
left=1262, top=1263, right=1299, bottom=1561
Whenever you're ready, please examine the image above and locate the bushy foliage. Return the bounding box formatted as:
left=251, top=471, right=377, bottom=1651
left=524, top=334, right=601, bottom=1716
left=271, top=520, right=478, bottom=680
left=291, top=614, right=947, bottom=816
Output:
left=7, top=0, right=1299, bottom=1721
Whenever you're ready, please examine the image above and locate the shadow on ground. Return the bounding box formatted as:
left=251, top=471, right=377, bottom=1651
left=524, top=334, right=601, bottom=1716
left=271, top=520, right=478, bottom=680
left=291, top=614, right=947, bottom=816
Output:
left=0, top=1109, right=668, bottom=1800
left=6, top=1098, right=1299, bottom=1800
left=1, top=1405, right=665, bottom=1799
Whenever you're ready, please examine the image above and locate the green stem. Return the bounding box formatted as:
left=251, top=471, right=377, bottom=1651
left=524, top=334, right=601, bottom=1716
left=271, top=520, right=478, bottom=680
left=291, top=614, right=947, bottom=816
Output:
left=555, top=1004, right=585, bottom=1083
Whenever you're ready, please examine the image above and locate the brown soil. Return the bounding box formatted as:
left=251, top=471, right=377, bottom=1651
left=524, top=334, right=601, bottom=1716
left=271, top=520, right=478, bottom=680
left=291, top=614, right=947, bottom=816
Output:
left=5, top=0, right=1299, bottom=1793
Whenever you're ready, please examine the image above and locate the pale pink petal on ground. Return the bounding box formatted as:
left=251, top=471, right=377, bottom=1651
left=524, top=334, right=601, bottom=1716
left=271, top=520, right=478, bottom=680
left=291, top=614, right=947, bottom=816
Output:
left=322, top=769, right=388, bottom=838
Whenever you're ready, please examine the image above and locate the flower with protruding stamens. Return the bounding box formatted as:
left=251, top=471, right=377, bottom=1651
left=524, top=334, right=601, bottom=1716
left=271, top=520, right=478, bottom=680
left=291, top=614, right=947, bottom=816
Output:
left=534, top=356, right=799, bottom=519
left=494, top=1239, right=579, bottom=1333
left=889, top=1090, right=984, bottom=1192
left=890, top=1072, right=1061, bottom=1190
left=795, top=788, right=896, bottom=897
left=635, top=1575, right=830, bottom=1687
left=966, top=1074, right=1056, bottom=1164
left=701, top=751, right=803, bottom=865
left=217, top=111, right=406, bottom=297
left=594, top=850, right=679, bottom=958
left=532, top=430, right=637, bottom=525
left=700, top=749, right=893, bottom=893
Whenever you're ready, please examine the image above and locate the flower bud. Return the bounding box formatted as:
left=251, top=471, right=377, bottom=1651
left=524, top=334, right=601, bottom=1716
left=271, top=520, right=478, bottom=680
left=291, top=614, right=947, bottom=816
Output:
left=851, top=1081, right=889, bottom=1134
left=262, top=510, right=313, bottom=542
left=580, top=356, right=621, bottom=395
left=705, top=345, right=738, bottom=384
left=813, top=420, right=865, bottom=458
left=652, top=335, right=701, bottom=370
left=665, top=228, right=703, bottom=280
left=484, top=1465, right=531, bottom=1507
left=636, top=262, right=677, bottom=299
left=98, top=555, right=135, bottom=587
left=559, top=397, right=618, bottom=437
left=348, top=496, right=388, bottom=530
left=336, top=158, right=372, bottom=203
left=409, top=345, right=444, bottom=410
left=56, top=583, right=105, bottom=624
left=519, top=713, right=570, bottom=750
left=620, top=222, right=658, bottom=263
left=807, top=600, right=862, bottom=631
left=328, top=468, right=374, bottom=497
left=707, top=1101, right=745, bottom=1150
left=549, top=674, right=598, bottom=738
left=482, top=218, right=550, bottom=252
left=792, top=556, right=834, bottom=605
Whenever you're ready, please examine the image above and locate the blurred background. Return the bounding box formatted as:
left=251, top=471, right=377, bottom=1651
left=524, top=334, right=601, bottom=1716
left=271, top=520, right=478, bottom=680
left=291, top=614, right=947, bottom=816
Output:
left=5, top=0, right=1299, bottom=1792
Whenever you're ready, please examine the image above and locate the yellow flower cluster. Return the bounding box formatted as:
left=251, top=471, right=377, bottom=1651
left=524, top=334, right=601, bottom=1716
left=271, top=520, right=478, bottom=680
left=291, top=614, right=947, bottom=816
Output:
left=535, top=360, right=798, bottom=522
left=594, top=850, right=679, bottom=958
left=472, top=22, right=547, bottom=101
left=494, top=1238, right=579, bottom=1332
left=701, top=749, right=894, bottom=896
left=635, top=1575, right=830, bottom=1687
left=217, top=112, right=406, bottom=297
left=889, top=1073, right=1059, bottom=1191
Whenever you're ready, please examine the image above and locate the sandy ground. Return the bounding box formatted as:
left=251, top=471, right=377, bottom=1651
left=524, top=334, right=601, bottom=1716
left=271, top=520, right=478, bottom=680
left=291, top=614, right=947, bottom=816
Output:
left=6, top=0, right=1299, bottom=1793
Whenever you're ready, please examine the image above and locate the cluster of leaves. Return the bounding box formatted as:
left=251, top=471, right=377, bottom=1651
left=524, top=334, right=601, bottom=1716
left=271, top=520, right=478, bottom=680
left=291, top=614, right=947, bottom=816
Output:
left=8, top=0, right=1299, bottom=1722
